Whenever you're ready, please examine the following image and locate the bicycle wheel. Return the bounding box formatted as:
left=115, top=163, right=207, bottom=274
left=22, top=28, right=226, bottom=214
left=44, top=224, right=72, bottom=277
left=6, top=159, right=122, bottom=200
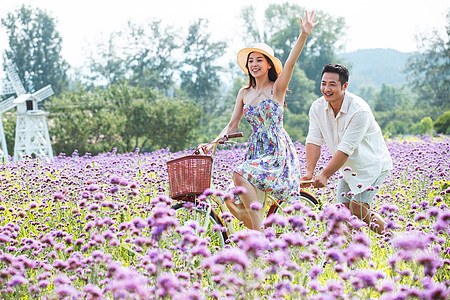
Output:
left=266, top=191, right=319, bottom=216
left=172, top=202, right=228, bottom=249
left=266, top=191, right=320, bottom=234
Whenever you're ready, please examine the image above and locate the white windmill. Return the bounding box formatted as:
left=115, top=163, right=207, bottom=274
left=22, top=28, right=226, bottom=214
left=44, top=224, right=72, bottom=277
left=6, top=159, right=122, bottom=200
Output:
left=0, top=67, right=20, bottom=159
left=2, top=63, right=54, bottom=160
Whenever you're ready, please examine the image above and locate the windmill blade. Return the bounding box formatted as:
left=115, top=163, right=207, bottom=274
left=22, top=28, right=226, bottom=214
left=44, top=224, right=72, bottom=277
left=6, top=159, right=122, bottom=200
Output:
left=0, top=81, right=15, bottom=95
left=5, top=64, right=26, bottom=95
left=32, top=85, right=53, bottom=102
left=0, top=96, right=17, bottom=114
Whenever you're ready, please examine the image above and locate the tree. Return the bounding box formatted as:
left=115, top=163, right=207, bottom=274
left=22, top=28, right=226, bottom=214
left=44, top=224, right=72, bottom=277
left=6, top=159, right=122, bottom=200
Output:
left=374, top=84, right=411, bottom=112
left=87, top=20, right=179, bottom=93
left=284, top=67, right=316, bottom=114
left=284, top=111, right=309, bottom=143
left=47, top=82, right=202, bottom=155
left=180, top=19, right=227, bottom=116
left=419, top=117, right=434, bottom=135
left=87, top=31, right=129, bottom=87
left=434, top=111, right=450, bottom=134
left=405, top=10, right=450, bottom=108
left=126, top=20, right=179, bottom=93
left=357, top=85, right=378, bottom=108
left=1, top=5, right=69, bottom=95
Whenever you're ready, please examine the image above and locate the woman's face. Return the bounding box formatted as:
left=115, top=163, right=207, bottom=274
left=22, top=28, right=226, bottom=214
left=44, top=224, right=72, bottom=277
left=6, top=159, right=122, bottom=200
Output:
left=247, top=52, right=272, bottom=78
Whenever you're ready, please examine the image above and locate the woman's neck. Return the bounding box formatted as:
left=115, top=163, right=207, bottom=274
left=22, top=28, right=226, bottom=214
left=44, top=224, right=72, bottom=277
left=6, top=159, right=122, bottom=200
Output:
left=254, top=76, right=272, bottom=91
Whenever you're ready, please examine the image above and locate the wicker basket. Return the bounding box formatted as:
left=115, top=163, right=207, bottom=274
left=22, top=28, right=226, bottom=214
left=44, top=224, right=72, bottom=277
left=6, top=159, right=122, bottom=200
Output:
left=166, top=155, right=213, bottom=200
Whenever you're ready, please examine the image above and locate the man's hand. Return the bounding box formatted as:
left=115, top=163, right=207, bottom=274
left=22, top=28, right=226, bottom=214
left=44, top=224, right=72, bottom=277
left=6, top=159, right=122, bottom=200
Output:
left=300, top=173, right=314, bottom=188
left=312, top=173, right=328, bottom=188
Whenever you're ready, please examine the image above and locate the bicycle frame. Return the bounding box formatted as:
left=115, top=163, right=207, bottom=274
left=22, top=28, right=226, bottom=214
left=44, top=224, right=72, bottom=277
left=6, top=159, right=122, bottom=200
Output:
left=168, top=132, right=319, bottom=244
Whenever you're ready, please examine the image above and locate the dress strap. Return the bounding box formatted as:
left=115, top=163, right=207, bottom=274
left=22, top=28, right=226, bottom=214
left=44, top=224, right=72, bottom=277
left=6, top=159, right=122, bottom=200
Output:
left=270, top=89, right=273, bottom=100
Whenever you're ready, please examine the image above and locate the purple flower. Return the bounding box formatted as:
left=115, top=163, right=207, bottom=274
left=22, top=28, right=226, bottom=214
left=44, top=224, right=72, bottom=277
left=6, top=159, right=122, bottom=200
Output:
left=84, top=284, right=103, bottom=298
left=378, top=279, right=395, bottom=293
left=250, top=201, right=262, bottom=210
left=263, top=213, right=288, bottom=227
left=132, top=217, right=146, bottom=229
left=88, top=204, right=99, bottom=212
left=233, top=186, right=247, bottom=195
left=308, top=265, right=323, bottom=280
left=266, top=250, right=288, bottom=265
left=156, top=272, right=180, bottom=297
left=208, top=248, right=250, bottom=269
left=191, top=245, right=211, bottom=257
left=93, top=192, right=105, bottom=200
left=52, top=192, right=64, bottom=200
left=325, top=249, right=342, bottom=262
left=416, top=252, right=442, bottom=277
left=281, top=232, right=306, bottom=247
left=352, top=231, right=371, bottom=246
left=119, top=178, right=129, bottom=186
left=110, top=175, right=120, bottom=184
left=344, top=243, right=371, bottom=265
left=393, top=232, right=430, bottom=251
left=202, top=188, right=214, bottom=196
left=8, top=274, right=28, bottom=286
left=53, top=274, right=72, bottom=286
left=0, top=233, right=11, bottom=243
left=233, top=230, right=269, bottom=256
left=433, top=210, right=450, bottom=231
left=354, top=269, right=384, bottom=289
left=56, top=285, right=78, bottom=298
left=109, top=186, right=119, bottom=193
left=87, top=184, right=100, bottom=191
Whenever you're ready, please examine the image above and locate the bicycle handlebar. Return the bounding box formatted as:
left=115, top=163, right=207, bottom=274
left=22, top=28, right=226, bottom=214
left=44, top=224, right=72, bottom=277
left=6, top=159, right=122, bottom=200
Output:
left=224, top=132, right=244, bottom=139
left=194, top=132, right=244, bottom=155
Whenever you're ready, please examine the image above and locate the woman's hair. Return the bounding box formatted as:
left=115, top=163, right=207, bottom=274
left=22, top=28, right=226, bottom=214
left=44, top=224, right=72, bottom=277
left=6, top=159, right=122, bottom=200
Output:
left=321, top=63, right=349, bottom=86
left=245, top=53, right=278, bottom=88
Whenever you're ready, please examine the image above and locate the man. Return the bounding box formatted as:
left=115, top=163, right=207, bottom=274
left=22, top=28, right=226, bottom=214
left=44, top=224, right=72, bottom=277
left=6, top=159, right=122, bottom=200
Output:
left=301, top=63, right=393, bottom=235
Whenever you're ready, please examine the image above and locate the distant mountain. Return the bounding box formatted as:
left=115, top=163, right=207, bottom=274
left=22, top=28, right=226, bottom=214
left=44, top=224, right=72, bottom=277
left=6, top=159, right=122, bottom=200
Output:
left=337, top=48, right=413, bottom=92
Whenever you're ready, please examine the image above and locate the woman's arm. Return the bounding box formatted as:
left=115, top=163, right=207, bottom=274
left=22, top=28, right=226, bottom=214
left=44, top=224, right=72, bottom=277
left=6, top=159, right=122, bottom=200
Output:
left=274, top=10, right=318, bottom=103
left=199, top=88, right=245, bottom=153
left=214, top=88, right=245, bottom=140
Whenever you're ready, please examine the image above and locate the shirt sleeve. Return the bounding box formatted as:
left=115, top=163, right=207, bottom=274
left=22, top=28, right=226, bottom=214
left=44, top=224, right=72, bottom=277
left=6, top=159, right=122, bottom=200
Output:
left=305, top=104, right=324, bottom=146
left=338, top=110, right=371, bottom=156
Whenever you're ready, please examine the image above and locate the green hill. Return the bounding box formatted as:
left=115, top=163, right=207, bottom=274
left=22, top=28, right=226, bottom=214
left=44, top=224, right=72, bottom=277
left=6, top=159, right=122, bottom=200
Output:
left=338, top=48, right=412, bottom=92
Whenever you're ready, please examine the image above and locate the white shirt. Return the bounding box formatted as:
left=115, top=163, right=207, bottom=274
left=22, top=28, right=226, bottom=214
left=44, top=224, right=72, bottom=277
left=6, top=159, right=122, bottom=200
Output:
left=306, top=91, right=393, bottom=193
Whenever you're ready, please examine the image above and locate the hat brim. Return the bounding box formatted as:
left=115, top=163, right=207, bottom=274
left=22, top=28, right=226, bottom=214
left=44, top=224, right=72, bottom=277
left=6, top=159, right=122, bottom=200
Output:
left=237, top=48, right=282, bottom=76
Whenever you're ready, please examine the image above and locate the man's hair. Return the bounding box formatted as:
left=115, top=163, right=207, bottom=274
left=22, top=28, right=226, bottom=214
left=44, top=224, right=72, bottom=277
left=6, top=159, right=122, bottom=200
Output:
left=321, top=64, right=349, bottom=86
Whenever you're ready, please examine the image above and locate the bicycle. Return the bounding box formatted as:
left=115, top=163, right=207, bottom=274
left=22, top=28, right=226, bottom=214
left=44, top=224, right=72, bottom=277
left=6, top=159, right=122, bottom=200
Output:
left=166, top=132, right=320, bottom=249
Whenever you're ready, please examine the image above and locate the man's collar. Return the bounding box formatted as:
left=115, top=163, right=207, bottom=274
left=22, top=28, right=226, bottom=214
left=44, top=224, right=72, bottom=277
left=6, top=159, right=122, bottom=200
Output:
left=324, top=91, right=349, bottom=114
left=340, top=91, right=349, bottom=114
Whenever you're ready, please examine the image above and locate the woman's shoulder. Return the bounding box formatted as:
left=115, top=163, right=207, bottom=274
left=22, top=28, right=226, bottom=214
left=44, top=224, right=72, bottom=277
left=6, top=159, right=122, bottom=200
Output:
left=236, top=86, right=249, bottom=103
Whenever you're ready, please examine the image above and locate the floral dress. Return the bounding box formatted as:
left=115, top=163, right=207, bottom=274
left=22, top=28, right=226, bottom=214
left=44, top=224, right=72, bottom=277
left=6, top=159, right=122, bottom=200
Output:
left=234, top=90, right=301, bottom=201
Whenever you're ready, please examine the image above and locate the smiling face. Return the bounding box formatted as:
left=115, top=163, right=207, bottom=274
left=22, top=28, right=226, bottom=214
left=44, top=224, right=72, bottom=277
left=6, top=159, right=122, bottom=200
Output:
left=321, top=72, right=348, bottom=106
left=246, top=52, right=272, bottom=78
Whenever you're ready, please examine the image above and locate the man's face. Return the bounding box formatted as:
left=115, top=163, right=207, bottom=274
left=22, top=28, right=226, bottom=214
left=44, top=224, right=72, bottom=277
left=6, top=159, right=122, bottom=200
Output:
left=321, top=72, right=348, bottom=105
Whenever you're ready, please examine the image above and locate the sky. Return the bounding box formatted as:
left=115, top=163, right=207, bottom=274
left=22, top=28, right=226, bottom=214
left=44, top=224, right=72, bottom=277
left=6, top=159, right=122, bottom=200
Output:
left=0, top=0, right=448, bottom=69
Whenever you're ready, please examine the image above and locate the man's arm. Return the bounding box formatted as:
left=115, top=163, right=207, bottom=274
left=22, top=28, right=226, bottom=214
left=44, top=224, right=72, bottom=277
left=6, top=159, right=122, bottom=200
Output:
left=313, top=150, right=349, bottom=188
left=300, top=143, right=321, bottom=188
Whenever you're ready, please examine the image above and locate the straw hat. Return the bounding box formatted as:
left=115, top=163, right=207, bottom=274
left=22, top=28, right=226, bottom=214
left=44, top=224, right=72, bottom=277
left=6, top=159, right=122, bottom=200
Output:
left=237, top=43, right=282, bottom=76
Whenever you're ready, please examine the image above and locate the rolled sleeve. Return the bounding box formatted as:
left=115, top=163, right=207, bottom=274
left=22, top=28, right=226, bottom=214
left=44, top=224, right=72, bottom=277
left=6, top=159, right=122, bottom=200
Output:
left=337, top=110, right=370, bottom=156
left=305, top=105, right=324, bottom=146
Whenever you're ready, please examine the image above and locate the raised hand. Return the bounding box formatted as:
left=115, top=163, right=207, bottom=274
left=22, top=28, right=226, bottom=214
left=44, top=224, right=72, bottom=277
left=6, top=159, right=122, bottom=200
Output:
left=300, top=10, right=319, bottom=36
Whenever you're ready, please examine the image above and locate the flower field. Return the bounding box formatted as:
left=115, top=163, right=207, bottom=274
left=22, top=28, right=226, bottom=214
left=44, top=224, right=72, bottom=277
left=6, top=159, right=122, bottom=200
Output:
left=0, top=136, right=448, bottom=299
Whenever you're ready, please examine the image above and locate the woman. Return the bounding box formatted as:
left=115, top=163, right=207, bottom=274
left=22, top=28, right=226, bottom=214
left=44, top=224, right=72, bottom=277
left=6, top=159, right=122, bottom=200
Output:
left=201, top=10, right=318, bottom=231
